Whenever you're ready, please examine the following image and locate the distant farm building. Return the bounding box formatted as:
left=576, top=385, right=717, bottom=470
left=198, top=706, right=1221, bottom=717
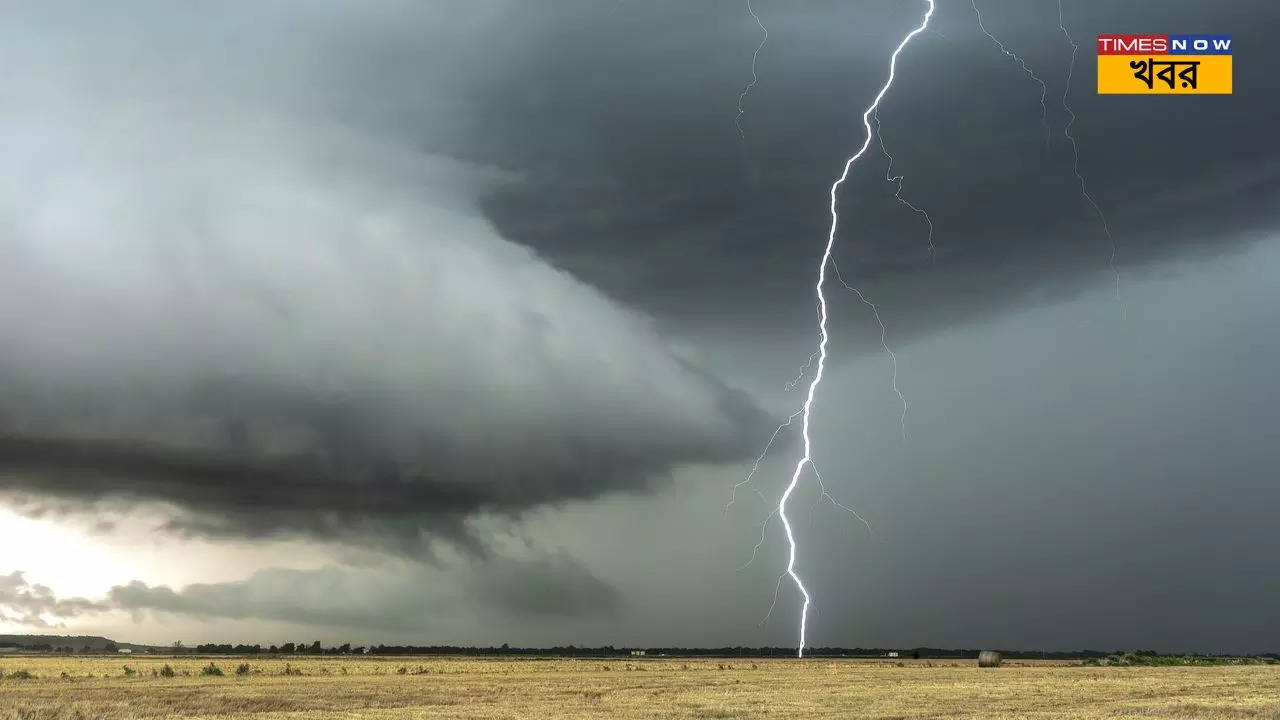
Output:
left=886, top=651, right=899, bottom=658
left=630, top=650, right=646, bottom=657
left=117, top=648, right=133, bottom=654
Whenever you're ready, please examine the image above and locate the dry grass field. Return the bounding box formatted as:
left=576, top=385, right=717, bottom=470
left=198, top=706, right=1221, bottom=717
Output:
left=2, top=654, right=1278, bottom=719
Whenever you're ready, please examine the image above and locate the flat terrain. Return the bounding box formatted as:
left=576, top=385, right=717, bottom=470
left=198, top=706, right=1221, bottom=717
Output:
left=2, top=655, right=1278, bottom=719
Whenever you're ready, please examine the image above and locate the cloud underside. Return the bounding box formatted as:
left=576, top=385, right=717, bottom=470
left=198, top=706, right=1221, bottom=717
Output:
left=0, top=125, right=768, bottom=546
left=0, top=4, right=770, bottom=549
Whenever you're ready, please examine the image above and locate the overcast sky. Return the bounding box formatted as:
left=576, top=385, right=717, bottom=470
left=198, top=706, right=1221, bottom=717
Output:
left=1, top=0, right=1277, bottom=654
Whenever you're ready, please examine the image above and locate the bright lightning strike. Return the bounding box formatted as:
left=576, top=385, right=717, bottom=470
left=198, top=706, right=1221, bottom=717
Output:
left=776, top=0, right=934, bottom=659
left=758, top=460, right=872, bottom=627
left=971, top=0, right=1050, bottom=147
left=1056, top=0, right=1121, bottom=307
left=735, top=0, right=768, bottom=140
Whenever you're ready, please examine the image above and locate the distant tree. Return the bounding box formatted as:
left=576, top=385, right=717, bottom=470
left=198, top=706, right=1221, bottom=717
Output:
left=268, top=645, right=279, bottom=653
left=104, top=643, right=118, bottom=653
left=281, top=643, right=295, bottom=653
left=310, top=641, right=321, bottom=654
left=196, top=644, right=231, bottom=654
left=338, top=643, right=351, bottom=654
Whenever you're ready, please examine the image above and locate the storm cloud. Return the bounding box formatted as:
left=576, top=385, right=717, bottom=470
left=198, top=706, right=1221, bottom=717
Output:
left=480, top=0, right=1278, bottom=346
left=0, top=0, right=769, bottom=548
left=1, top=0, right=1278, bottom=654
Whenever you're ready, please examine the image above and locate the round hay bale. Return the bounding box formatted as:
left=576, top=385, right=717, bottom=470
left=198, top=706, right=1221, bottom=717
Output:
left=978, top=651, right=1002, bottom=668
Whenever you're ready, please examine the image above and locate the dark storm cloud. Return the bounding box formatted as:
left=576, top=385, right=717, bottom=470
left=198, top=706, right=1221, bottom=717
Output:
left=476, top=0, right=1279, bottom=346
left=0, top=382, right=757, bottom=551
left=0, top=0, right=773, bottom=549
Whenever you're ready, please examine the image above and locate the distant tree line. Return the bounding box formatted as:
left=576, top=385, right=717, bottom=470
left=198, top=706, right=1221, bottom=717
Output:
left=7, top=640, right=1278, bottom=660
left=191, top=642, right=361, bottom=655
left=173, top=645, right=1280, bottom=660
left=6, top=643, right=119, bottom=654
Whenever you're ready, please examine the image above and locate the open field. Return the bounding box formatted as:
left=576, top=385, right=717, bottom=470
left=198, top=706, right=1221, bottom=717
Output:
left=2, top=655, right=1278, bottom=719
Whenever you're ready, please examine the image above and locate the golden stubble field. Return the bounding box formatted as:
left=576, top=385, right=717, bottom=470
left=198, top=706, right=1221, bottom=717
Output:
left=2, top=655, right=1278, bottom=719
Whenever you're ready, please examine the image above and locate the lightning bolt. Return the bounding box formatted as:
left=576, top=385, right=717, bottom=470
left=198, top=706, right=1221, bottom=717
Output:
left=971, top=0, right=1050, bottom=147
left=735, top=0, right=768, bottom=140
left=775, top=0, right=934, bottom=658
left=757, top=459, right=873, bottom=627
left=874, top=110, right=936, bottom=259
left=1056, top=0, right=1121, bottom=307
left=734, top=0, right=1113, bottom=661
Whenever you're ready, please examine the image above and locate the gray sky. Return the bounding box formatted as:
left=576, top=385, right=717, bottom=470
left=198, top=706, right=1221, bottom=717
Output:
left=1, top=0, right=1277, bottom=654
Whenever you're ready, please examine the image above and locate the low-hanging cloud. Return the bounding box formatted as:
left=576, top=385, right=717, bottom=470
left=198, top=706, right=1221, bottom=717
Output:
left=2, top=555, right=619, bottom=634
left=108, top=555, right=620, bottom=631
left=0, top=571, right=108, bottom=628
left=0, top=1, right=769, bottom=549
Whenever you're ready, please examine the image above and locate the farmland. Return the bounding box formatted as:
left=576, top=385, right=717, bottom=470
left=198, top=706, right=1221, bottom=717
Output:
left=2, top=655, right=1278, bottom=719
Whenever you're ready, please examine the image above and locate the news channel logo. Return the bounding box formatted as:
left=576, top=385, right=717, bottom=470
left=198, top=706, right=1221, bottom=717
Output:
left=1097, top=34, right=1232, bottom=94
